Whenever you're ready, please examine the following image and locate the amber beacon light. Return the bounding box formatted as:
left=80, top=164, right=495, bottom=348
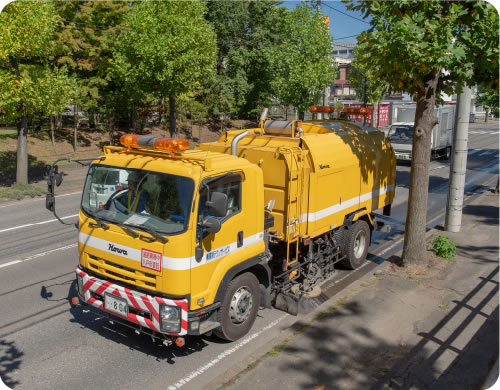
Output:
left=309, top=106, right=335, bottom=113
left=119, top=134, right=189, bottom=153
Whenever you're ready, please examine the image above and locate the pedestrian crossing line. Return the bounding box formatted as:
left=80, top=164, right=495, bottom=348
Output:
left=469, top=130, right=500, bottom=134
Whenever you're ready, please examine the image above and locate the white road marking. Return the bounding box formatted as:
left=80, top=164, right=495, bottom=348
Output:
left=0, top=243, right=77, bottom=269
left=468, top=149, right=481, bottom=156
left=0, top=214, right=79, bottom=234
left=478, top=150, right=494, bottom=157
left=0, top=260, right=22, bottom=269
left=431, top=165, right=446, bottom=171
left=0, top=191, right=82, bottom=209
left=167, top=314, right=289, bottom=390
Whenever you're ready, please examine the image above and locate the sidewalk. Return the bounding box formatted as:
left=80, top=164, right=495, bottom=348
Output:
left=208, top=187, right=499, bottom=390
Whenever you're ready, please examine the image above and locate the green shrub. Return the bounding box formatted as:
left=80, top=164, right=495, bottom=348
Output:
left=432, top=236, right=457, bottom=260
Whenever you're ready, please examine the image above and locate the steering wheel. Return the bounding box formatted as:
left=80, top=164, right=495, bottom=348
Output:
left=104, top=189, right=128, bottom=212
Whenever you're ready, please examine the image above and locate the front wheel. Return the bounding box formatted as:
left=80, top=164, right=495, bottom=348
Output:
left=214, top=272, right=260, bottom=341
left=342, top=220, right=370, bottom=270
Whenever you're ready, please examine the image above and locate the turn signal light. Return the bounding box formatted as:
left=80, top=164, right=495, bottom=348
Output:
left=309, top=106, right=335, bottom=113
left=175, top=337, right=186, bottom=347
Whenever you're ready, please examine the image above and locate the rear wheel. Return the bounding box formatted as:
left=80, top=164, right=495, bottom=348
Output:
left=342, top=220, right=370, bottom=270
left=214, top=272, right=260, bottom=341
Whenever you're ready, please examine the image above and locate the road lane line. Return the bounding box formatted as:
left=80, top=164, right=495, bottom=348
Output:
left=0, top=243, right=78, bottom=269
left=0, top=191, right=82, bottom=209
left=167, top=314, right=288, bottom=390
left=0, top=260, right=22, bottom=269
left=0, top=213, right=78, bottom=233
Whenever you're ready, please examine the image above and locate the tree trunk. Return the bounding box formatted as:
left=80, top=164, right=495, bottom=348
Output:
left=484, top=110, right=488, bottom=123
left=73, top=104, right=78, bottom=151
left=158, top=96, right=165, bottom=126
left=169, top=95, right=176, bottom=138
left=108, top=116, right=114, bottom=144
left=11, top=56, right=28, bottom=185
left=50, top=115, right=56, bottom=145
left=298, top=111, right=305, bottom=121
left=401, top=71, right=440, bottom=265
left=16, top=115, right=29, bottom=185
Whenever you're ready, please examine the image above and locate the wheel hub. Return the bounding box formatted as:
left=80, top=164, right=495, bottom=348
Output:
left=353, top=230, right=366, bottom=258
left=229, top=287, right=253, bottom=324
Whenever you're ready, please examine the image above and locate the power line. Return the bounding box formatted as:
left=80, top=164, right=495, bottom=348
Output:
left=333, top=34, right=359, bottom=41
left=322, top=2, right=370, bottom=25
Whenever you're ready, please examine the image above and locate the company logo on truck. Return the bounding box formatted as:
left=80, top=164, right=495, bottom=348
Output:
left=108, top=243, right=128, bottom=256
left=206, top=245, right=231, bottom=261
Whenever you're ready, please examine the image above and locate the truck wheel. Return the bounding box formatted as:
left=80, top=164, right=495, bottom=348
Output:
left=214, top=272, right=260, bottom=341
left=342, top=220, right=370, bottom=270
left=443, top=146, right=452, bottom=160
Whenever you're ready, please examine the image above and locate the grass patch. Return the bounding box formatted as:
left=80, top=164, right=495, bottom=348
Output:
left=0, top=183, right=47, bottom=200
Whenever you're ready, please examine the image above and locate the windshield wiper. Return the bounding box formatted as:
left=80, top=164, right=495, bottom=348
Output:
left=86, top=210, right=110, bottom=230
left=137, top=224, right=169, bottom=244
left=111, top=220, right=140, bottom=238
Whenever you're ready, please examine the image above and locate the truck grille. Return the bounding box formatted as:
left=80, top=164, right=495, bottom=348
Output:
left=87, top=254, right=157, bottom=289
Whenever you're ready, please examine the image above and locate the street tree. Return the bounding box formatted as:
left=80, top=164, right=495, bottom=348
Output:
left=349, top=55, right=388, bottom=107
left=475, top=85, right=499, bottom=122
left=347, top=0, right=499, bottom=265
left=0, top=1, right=71, bottom=185
left=270, top=3, right=337, bottom=119
left=114, top=1, right=217, bottom=138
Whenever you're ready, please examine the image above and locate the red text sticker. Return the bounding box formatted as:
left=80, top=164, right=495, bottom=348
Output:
left=141, top=249, right=162, bottom=272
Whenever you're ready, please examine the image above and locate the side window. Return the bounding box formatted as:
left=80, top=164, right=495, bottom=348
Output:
left=199, top=174, right=242, bottom=221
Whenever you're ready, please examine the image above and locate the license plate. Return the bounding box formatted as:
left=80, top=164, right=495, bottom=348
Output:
left=104, top=293, right=129, bottom=317
left=396, top=153, right=410, bottom=160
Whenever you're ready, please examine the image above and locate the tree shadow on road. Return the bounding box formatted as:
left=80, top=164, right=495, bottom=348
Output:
left=0, top=339, right=23, bottom=389
left=258, top=266, right=499, bottom=390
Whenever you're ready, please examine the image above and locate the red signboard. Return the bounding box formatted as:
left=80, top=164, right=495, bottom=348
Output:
left=377, top=104, right=390, bottom=126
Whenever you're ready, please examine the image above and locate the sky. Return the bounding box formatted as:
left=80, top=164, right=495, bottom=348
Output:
left=281, top=1, right=371, bottom=42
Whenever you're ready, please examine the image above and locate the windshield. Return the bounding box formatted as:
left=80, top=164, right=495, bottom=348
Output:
left=387, top=125, right=414, bottom=144
left=81, top=165, right=194, bottom=235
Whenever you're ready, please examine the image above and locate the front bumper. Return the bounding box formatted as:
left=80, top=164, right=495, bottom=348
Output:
left=76, top=267, right=188, bottom=336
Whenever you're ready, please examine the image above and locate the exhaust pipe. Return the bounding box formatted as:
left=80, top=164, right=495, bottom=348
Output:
left=231, top=130, right=248, bottom=156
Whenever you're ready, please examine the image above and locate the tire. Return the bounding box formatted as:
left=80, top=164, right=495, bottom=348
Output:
left=442, top=146, right=451, bottom=160
left=342, top=220, right=370, bottom=270
left=214, top=272, right=260, bottom=341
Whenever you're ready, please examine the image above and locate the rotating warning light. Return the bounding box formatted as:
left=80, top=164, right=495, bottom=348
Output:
left=309, top=106, right=335, bottom=113
left=344, top=107, right=372, bottom=115
left=120, top=134, right=189, bottom=153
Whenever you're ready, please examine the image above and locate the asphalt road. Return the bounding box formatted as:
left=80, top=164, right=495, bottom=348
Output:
left=0, top=121, right=498, bottom=390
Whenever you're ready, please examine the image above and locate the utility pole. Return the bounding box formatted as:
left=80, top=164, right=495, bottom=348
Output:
left=445, top=85, right=472, bottom=232
left=315, top=0, right=330, bottom=111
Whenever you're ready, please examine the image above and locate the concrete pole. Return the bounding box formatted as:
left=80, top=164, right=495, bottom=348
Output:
left=445, top=85, right=472, bottom=232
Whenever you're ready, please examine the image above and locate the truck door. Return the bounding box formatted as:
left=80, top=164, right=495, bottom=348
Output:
left=190, top=172, right=259, bottom=310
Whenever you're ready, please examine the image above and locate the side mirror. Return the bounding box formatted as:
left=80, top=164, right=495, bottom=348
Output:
left=195, top=246, right=204, bottom=262
left=201, top=217, right=221, bottom=234
left=46, top=193, right=55, bottom=212
left=206, top=192, right=227, bottom=218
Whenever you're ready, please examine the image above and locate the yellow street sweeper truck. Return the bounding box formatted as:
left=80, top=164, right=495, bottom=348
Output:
left=46, top=108, right=396, bottom=347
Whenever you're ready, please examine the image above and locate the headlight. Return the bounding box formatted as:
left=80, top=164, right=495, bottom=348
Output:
left=77, top=274, right=84, bottom=298
left=159, top=305, right=181, bottom=333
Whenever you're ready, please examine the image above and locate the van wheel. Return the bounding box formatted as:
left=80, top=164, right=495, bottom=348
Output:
left=214, top=272, right=260, bottom=341
left=342, top=220, right=370, bottom=270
